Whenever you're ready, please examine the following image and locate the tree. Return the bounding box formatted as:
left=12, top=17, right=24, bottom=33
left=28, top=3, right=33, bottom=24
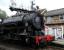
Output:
left=0, top=9, right=7, bottom=19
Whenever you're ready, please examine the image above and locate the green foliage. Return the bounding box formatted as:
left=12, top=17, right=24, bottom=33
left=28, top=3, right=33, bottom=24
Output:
left=0, top=9, right=7, bottom=19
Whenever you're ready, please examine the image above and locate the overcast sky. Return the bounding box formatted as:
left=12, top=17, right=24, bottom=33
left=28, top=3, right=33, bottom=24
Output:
left=0, top=0, right=64, bottom=16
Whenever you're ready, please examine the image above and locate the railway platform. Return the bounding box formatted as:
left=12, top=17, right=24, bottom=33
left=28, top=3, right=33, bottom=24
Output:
left=52, top=39, right=64, bottom=45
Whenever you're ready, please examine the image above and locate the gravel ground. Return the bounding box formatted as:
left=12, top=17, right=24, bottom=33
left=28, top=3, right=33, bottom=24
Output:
left=0, top=40, right=63, bottom=50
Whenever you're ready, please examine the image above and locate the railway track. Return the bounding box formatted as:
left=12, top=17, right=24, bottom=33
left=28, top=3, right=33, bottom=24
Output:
left=0, top=40, right=63, bottom=50
left=0, top=40, right=33, bottom=50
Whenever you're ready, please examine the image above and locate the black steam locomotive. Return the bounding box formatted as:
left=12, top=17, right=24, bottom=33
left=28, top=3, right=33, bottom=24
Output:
left=0, top=7, right=50, bottom=46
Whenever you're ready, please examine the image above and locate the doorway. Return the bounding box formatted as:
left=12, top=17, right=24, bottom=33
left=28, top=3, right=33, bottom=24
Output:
left=53, top=26, right=63, bottom=40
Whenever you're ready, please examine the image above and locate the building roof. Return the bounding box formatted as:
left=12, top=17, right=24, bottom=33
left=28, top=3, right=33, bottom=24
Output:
left=45, top=8, right=64, bottom=16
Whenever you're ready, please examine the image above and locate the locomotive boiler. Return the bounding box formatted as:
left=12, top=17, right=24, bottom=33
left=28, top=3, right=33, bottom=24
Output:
left=0, top=6, right=53, bottom=47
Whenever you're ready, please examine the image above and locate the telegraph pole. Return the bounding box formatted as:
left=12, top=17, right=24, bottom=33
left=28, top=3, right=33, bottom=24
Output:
left=31, top=0, right=35, bottom=11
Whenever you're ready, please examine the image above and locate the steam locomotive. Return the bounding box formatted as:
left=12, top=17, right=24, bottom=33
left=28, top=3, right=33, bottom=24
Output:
left=0, top=7, right=53, bottom=47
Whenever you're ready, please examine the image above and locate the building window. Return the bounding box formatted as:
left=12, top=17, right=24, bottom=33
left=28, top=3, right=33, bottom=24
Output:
left=59, top=15, right=64, bottom=20
left=47, top=17, right=52, bottom=23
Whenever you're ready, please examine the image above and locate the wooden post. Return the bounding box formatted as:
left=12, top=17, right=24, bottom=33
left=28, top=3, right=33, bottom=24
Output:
left=55, top=28, right=57, bottom=40
left=61, top=26, right=63, bottom=39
